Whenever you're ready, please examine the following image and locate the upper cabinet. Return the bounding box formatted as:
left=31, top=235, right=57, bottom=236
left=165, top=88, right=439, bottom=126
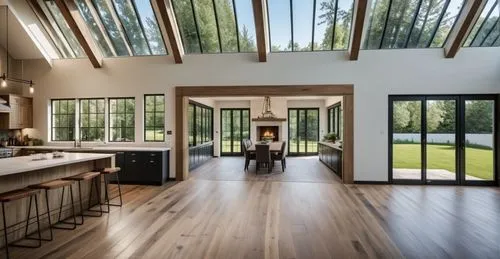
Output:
left=0, top=95, right=33, bottom=129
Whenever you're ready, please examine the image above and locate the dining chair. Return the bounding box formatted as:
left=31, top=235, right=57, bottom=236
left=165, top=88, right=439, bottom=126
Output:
left=272, top=141, right=287, bottom=172
left=242, top=140, right=255, bottom=171
left=255, top=144, right=272, bottom=173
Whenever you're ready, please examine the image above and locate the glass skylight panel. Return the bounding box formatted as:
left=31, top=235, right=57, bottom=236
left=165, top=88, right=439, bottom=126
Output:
left=172, top=0, right=202, bottom=53
left=193, top=0, right=221, bottom=53
left=268, top=0, right=292, bottom=51
left=74, top=0, right=114, bottom=57
left=234, top=0, right=257, bottom=52
left=464, top=0, right=500, bottom=47
left=364, top=0, right=466, bottom=49
left=91, top=0, right=130, bottom=56
left=214, top=0, right=238, bottom=52
left=131, top=0, right=167, bottom=55
left=112, top=0, right=151, bottom=55
left=43, top=0, right=86, bottom=57
left=293, top=0, right=314, bottom=51
left=313, top=0, right=335, bottom=51
left=333, top=0, right=353, bottom=49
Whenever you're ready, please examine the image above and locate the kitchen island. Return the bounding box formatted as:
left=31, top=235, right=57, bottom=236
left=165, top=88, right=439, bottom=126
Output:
left=318, top=142, right=343, bottom=179
left=0, top=153, right=114, bottom=246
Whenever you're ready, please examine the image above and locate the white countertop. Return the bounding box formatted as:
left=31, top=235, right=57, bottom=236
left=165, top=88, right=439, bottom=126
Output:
left=0, top=152, right=115, bottom=177
left=8, top=146, right=170, bottom=152
left=318, top=141, right=343, bottom=151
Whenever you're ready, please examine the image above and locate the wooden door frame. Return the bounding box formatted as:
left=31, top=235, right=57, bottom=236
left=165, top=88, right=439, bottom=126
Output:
left=175, top=84, right=354, bottom=183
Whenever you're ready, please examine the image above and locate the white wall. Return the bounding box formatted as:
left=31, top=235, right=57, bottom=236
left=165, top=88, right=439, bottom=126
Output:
left=21, top=48, right=500, bottom=181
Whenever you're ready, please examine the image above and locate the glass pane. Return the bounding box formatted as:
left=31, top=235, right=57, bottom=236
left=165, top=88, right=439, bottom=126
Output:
left=113, top=0, right=151, bottom=55
left=43, top=0, right=86, bottom=57
left=234, top=0, right=257, bottom=51
left=306, top=109, right=319, bottom=153
left=381, top=0, right=422, bottom=48
left=145, top=96, right=155, bottom=112
left=465, top=100, right=495, bottom=181
left=196, top=106, right=202, bottom=144
left=392, top=100, right=422, bottom=180
left=464, top=0, right=497, bottom=47
left=215, top=0, right=238, bottom=52
left=194, top=0, right=220, bottom=53
left=221, top=110, right=232, bottom=153
left=91, top=0, right=130, bottom=56
left=172, top=0, right=202, bottom=53
left=298, top=110, right=307, bottom=153
left=288, top=110, right=297, bottom=153
left=364, top=0, right=390, bottom=49
left=188, top=104, right=195, bottom=146
left=242, top=110, right=249, bottom=139
left=313, top=0, right=335, bottom=51
left=426, top=100, right=456, bottom=180
left=429, top=0, right=465, bottom=47
left=482, top=20, right=500, bottom=46
left=232, top=110, right=241, bottom=153
left=132, top=0, right=167, bottom=54
left=293, top=0, right=314, bottom=51
left=268, top=0, right=292, bottom=51
left=75, top=0, right=114, bottom=57
left=333, top=0, right=353, bottom=49
left=155, top=95, right=164, bottom=111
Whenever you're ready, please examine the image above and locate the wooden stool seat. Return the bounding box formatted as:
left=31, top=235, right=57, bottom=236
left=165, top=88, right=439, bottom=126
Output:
left=0, top=188, right=40, bottom=202
left=30, top=179, right=74, bottom=190
left=100, top=167, right=121, bottom=174
left=63, top=172, right=100, bottom=181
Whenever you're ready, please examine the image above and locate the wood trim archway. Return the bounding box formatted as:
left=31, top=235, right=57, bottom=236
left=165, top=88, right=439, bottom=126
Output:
left=175, top=84, right=354, bottom=183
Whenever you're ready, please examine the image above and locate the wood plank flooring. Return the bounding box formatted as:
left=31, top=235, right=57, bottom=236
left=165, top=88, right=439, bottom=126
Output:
left=3, top=157, right=500, bottom=259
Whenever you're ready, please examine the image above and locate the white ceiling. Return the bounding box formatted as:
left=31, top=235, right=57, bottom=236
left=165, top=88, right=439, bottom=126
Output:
left=0, top=6, right=43, bottom=59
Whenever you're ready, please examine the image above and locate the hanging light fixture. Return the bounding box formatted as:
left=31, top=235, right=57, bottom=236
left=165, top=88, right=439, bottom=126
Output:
left=1, top=6, right=35, bottom=93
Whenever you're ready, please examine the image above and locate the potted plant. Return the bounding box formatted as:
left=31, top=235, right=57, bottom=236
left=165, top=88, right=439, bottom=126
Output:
left=322, top=132, right=337, bottom=143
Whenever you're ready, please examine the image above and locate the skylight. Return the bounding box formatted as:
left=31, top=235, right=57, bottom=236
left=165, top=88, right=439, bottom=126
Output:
left=171, top=0, right=257, bottom=53
left=463, top=0, right=500, bottom=47
left=267, top=0, right=354, bottom=51
left=363, top=0, right=466, bottom=49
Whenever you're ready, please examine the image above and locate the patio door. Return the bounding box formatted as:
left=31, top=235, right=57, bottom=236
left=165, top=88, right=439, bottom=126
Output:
left=288, top=108, right=319, bottom=156
left=389, top=95, right=497, bottom=185
left=220, top=108, right=250, bottom=156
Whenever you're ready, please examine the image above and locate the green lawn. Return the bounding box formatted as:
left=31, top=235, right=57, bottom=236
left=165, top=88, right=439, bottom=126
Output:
left=393, top=144, right=494, bottom=180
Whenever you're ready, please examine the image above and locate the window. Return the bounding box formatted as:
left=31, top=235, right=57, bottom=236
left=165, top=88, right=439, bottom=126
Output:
left=327, top=102, right=342, bottom=138
left=363, top=0, right=466, bottom=49
left=80, top=98, right=105, bottom=141
left=109, top=98, right=135, bottom=142
left=267, top=0, right=354, bottom=51
left=74, top=0, right=114, bottom=57
left=221, top=108, right=250, bottom=155
left=188, top=101, right=213, bottom=146
left=288, top=108, right=319, bottom=155
left=171, top=0, right=257, bottom=53
left=144, top=94, right=165, bottom=142
left=463, top=0, right=500, bottom=47
left=91, top=0, right=130, bottom=56
left=51, top=99, right=76, bottom=141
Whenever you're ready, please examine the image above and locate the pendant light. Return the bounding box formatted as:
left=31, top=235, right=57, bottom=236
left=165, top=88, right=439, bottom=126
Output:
left=1, top=6, right=35, bottom=93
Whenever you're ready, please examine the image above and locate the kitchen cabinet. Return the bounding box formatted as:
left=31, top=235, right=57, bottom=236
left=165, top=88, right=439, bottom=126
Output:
left=0, top=94, right=33, bottom=129
left=189, top=142, right=213, bottom=170
left=318, top=142, right=343, bottom=179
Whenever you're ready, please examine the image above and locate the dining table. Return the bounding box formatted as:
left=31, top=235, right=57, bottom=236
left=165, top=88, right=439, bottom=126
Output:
left=247, top=141, right=283, bottom=152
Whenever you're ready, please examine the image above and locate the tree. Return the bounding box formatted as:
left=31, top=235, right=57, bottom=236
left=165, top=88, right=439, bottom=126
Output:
left=393, top=101, right=410, bottom=133
left=465, top=101, right=494, bottom=133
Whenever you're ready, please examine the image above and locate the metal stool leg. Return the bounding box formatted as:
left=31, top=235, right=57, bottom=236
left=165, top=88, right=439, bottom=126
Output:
left=43, top=190, right=53, bottom=241
left=10, top=195, right=42, bottom=249
left=53, top=186, right=76, bottom=230
left=87, top=177, right=103, bottom=216
left=2, top=202, right=9, bottom=259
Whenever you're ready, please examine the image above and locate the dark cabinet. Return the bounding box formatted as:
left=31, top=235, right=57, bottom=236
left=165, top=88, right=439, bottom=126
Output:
left=118, top=151, right=169, bottom=185
left=318, top=142, right=342, bottom=179
left=189, top=142, right=213, bottom=170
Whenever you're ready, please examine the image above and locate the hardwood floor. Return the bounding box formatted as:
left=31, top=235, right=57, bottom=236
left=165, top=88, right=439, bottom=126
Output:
left=3, top=157, right=500, bottom=258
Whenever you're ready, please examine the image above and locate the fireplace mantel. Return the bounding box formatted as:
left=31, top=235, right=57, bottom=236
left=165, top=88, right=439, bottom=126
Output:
left=251, top=118, right=286, bottom=122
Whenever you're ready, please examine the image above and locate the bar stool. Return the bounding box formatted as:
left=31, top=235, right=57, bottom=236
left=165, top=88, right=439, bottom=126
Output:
left=62, top=172, right=102, bottom=225
left=99, top=167, right=123, bottom=213
left=0, top=188, right=42, bottom=259
left=29, top=179, right=77, bottom=241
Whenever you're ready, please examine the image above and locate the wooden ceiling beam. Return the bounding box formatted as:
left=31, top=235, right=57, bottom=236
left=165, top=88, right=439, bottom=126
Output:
left=444, top=0, right=486, bottom=58
left=252, top=0, right=268, bottom=62
left=154, top=0, right=183, bottom=64
left=348, top=0, right=368, bottom=61
left=54, top=0, right=102, bottom=68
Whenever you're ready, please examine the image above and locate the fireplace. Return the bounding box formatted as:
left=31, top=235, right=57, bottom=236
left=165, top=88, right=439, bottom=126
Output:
left=257, top=126, right=279, bottom=142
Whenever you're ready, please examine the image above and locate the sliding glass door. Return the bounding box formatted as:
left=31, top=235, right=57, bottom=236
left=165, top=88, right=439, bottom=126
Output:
left=288, top=108, right=319, bottom=156
left=389, top=95, right=497, bottom=185
left=220, top=109, right=250, bottom=156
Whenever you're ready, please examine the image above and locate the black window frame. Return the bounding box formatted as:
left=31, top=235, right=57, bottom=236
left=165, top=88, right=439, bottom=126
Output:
left=188, top=101, right=214, bottom=147
left=288, top=107, right=320, bottom=156
left=144, top=94, right=165, bottom=142
left=220, top=108, right=250, bottom=156
left=108, top=97, right=136, bottom=142
left=51, top=99, right=76, bottom=141
left=79, top=98, right=106, bottom=142
left=327, top=102, right=342, bottom=137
